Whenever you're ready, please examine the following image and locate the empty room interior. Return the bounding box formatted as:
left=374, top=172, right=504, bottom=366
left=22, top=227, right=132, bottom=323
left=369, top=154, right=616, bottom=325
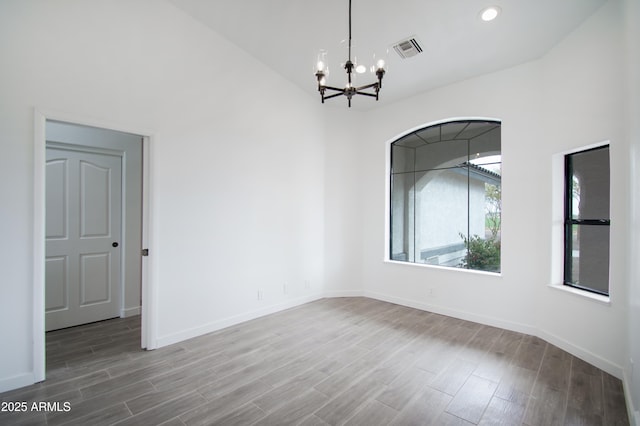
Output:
left=1, top=0, right=639, bottom=425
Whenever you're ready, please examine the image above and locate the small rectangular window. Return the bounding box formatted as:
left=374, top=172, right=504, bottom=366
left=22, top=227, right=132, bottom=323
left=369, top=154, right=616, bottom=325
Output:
left=564, top=145, right=610, bottom=295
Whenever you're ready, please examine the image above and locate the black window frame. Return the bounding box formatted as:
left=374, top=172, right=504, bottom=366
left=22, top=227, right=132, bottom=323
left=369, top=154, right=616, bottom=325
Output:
left=563, top=145, right=610, bottom=296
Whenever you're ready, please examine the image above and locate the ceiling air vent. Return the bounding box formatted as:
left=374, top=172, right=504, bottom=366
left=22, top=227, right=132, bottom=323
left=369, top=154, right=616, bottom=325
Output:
left=392, top=37, right=423, bottom=59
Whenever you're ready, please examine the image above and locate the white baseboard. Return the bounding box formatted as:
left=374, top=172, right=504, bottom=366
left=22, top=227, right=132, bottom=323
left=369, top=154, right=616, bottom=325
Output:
left=155, top=293, right=324, bottom=348
left=121, top=306, right=141, bottom=318
left=323, top=290, right=365, bottom=298
left=364, top=290, right=537, bottom=336
left=536, top=328, right=623, bottom=379
left=364, top=290, right=625, bottom=381
left=623, top=370, right=640, bottom=426
left=0, top=373, right=35, bottom=394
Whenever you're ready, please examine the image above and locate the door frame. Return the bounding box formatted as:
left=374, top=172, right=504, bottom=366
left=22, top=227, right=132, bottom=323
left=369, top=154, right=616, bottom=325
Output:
left=33, top=109, right=157, bottom=382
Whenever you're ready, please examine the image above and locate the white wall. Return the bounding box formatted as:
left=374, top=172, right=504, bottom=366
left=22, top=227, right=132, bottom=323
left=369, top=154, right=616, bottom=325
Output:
left=624, top=0, right=640, bottom=421
left=537, top=0, right=627, bottom=376
left=0, top=0, right=325, bottom=392
left=356, top=0, right=628, bottom=378
left=323, top=108, right=366, bottom=296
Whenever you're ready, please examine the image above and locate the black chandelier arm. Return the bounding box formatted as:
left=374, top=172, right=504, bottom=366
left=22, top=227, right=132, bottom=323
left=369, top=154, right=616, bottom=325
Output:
left=355, top=82, right=379, bottom=91
left=354, top=91, right=378, bottom=98
left=318, top=85, right=380, bottom=100
left=323, top=92, right=345, bottom=101
left=320, top=82, right=381, bottom=93
left=321, top=85, right=347, bottom=93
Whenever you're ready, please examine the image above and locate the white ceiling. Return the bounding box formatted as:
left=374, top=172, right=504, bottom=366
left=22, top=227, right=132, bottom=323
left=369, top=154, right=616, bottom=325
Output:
left=169, top=0, right=607, bottom=110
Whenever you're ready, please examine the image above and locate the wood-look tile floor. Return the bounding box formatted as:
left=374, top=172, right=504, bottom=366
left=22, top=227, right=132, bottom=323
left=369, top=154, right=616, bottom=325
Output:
left=0, top=298, right=630, bottom=426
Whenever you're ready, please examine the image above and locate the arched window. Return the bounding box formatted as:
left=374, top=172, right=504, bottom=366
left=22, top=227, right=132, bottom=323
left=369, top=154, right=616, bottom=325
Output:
left=389, top=119, right=501, bottom=273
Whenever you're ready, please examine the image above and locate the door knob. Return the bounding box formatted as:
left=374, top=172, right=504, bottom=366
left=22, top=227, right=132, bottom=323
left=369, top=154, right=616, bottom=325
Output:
left=112, top=242, right=119, bottom=247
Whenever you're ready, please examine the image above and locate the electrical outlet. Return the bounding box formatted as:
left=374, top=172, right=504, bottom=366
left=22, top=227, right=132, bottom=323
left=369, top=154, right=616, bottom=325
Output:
left=427, top=288, right=435, bottom=297
left=304, top=280, right=311, bottom=290
left=257, top=290, right=264, bottom=300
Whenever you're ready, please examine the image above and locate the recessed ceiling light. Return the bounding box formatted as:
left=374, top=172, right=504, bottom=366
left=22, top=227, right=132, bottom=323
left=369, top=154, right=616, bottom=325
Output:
left=480, top=6, right=501, bottom=22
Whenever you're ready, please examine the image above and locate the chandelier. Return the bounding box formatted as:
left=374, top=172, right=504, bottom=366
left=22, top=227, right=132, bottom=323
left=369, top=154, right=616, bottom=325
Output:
left=314, top=0, right=386, bottom=107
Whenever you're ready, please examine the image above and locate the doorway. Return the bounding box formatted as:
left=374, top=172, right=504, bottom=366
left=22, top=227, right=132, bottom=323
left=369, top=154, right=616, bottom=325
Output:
left=33, top=112, right=154, bottom=383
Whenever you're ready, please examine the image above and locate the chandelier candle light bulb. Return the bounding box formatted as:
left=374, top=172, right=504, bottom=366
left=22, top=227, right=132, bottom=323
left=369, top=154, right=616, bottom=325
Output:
left=315, top=50, right=329, bottom=86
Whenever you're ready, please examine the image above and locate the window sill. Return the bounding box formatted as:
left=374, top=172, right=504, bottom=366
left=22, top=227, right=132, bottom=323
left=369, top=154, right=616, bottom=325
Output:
left=548, top=283, right=610, bottom=306
left=385, top=259, right=502, bottom=277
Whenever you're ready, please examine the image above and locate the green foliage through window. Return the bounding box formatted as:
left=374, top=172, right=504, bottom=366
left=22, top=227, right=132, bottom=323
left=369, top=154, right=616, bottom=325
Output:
left=459, top=233, right=501, bottom=272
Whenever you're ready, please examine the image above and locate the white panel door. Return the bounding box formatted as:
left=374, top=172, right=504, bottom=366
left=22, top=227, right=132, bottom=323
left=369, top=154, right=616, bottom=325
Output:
left=46, top=147, right=122, bottom=331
